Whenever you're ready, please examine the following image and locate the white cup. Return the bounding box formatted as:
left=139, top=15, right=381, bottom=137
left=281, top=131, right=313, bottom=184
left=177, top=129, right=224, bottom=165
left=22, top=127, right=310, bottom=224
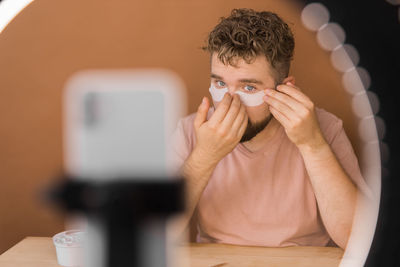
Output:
left=53, top=230, right=85, bottom=267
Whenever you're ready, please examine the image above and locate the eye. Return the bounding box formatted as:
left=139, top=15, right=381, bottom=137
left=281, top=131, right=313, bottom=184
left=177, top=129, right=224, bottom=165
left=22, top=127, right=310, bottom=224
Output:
left=216, top=80, right=226, bottom=88
left=244, top=85, right=256, bottom=92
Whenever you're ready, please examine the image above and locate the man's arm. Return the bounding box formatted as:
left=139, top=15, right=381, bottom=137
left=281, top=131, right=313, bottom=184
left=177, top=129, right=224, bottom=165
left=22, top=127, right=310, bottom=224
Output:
left=264, top=82, right=358, bottom=249
left=296, top=141, right=357, bottom=249
left=170, top=93, right=248, bottom=239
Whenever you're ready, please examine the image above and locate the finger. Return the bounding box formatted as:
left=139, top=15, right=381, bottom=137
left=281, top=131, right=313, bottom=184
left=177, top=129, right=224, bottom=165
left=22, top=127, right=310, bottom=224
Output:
left=220, top=94, right=242, bottom=130
left=269, top=105, right=290, bottom=128
left=231, top=103, right=247, bottom=133
left=208, top=93, right=233, bottom=126
left=275, top=83, right=313, bottom=108
left=237, top=112, right=248, bottom=138
left=285, top=81, right=300, bottom=90
left=264, top=94, right=300, bottom=121
left=194, top=97, right=210, bottom=130
left=264, top=89, right=309, bottom=115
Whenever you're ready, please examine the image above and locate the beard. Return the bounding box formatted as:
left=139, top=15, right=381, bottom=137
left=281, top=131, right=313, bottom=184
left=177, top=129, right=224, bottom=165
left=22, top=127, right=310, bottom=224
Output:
left=240, top=114, right=273, bottom=143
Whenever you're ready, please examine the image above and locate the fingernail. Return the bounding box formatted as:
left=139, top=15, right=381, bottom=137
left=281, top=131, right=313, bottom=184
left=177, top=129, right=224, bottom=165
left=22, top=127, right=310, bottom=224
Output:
left=202, top=97, right=206, bottom=104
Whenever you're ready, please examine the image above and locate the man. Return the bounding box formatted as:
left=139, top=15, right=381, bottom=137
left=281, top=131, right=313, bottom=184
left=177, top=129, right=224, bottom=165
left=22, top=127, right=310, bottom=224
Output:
left=170, top=8, right=371, bottom=249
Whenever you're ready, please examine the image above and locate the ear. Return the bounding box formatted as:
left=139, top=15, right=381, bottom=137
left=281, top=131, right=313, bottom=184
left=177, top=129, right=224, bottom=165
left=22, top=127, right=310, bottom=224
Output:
left=282, top=76, right=295, bottom=85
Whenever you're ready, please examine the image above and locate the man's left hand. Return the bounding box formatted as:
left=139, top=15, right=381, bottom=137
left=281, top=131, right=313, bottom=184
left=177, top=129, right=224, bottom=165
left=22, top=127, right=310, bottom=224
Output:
left=263, top=82, right=326, bottom=150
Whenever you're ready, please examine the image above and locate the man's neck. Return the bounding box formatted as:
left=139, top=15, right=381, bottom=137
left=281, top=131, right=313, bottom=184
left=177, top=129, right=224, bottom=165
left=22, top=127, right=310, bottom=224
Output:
left=241, top=117, right=280, bottom=153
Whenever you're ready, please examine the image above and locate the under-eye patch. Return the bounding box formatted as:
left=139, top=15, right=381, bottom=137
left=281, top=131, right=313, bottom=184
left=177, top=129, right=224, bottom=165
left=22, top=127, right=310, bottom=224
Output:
left=209, top=85, right=265, bottom=107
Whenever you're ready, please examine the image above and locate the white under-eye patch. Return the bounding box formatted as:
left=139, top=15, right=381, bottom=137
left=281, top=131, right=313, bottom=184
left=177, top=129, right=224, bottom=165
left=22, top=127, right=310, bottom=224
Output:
left=209, top=85, right=228, bottom=102
left=209, top=85, right=265, bottom=107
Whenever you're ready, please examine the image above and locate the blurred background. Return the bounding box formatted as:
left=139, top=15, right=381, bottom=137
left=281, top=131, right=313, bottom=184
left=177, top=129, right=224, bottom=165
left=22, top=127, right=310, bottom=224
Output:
left=0, top=0, right=398, bottom=265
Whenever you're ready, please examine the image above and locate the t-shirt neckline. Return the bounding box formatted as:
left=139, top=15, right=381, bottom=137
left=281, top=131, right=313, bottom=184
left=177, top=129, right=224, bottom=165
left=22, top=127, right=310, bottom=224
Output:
left=236, top=124, right=284, bottom=158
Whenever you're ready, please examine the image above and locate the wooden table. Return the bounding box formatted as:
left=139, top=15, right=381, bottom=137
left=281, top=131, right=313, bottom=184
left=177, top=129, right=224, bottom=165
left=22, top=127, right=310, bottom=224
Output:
left=0, top=237, right=344, bottom=267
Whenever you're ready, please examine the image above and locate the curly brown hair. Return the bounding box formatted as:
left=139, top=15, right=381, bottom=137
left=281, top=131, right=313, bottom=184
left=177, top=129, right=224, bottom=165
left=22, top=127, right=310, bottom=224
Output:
left=204, top=8, right=295, bottom=83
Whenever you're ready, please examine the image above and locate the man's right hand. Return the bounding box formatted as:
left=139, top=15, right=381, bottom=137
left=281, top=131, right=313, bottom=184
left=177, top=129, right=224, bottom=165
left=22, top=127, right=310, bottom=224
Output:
left=170, top=93, right=247, bottom=240
left=192, top=93, right=248, bottom=166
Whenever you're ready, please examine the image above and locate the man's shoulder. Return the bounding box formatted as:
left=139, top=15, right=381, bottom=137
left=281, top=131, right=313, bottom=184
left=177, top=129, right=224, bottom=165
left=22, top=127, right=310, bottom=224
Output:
left=315, top=107, right=342, bottom=128
left=315, top=107, right=344, bottom=142
left=176, top=113, right=197, bottom=141
left=179, top=113, right=197, bottom=128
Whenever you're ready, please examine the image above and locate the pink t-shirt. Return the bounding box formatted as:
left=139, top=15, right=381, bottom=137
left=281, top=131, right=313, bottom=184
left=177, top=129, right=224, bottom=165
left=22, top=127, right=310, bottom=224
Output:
left=170, top=107, right=370, bottom=247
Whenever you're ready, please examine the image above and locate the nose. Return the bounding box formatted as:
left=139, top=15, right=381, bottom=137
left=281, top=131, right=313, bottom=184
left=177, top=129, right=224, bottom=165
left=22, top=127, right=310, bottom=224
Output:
left=227, top=87, right=236, bottom=96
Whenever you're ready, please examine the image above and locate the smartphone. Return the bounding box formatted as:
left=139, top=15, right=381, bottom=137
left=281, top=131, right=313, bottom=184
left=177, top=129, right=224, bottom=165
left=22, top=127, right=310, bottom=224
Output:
left=62, top=69, right=187, bottom=267
left=63, top=69, right=186, bottom=180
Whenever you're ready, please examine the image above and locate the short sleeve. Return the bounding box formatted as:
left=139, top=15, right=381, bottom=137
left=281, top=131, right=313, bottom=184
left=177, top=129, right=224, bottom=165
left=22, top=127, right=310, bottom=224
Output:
left=324, top=117, right=374, bottom=200
left=167, top=116, right=194, bottom=175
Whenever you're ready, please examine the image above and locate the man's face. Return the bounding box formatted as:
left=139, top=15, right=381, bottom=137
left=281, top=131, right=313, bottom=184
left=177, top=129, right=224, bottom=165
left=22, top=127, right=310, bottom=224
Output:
left=210, top=53, right=278, bottom=142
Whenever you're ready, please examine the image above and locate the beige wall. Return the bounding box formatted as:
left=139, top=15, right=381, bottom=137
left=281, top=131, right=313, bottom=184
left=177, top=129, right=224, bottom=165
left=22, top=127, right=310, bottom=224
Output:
left=0, top=0, right=361, bottom=253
